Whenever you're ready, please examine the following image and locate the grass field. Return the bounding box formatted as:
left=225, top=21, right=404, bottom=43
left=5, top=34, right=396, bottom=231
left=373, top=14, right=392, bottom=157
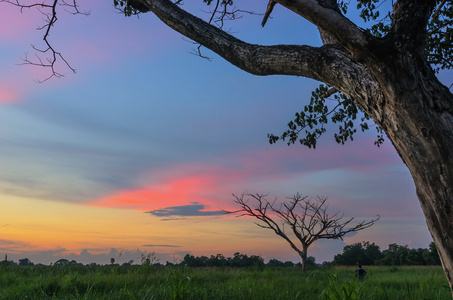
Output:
left=0, top=265, right=450, bottom=299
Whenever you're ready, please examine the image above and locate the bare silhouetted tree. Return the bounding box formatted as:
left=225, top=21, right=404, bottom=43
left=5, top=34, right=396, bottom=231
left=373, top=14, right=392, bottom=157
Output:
left=227, top=192, right=379, bottom=271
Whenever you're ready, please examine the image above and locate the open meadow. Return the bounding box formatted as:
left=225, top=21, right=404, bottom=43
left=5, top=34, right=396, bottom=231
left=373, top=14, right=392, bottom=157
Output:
left=0, top=265, right=450, bottom=299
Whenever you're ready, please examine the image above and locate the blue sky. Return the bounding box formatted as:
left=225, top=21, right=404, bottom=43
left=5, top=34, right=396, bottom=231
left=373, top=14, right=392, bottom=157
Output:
left=0, top=0, right=441, bottom=265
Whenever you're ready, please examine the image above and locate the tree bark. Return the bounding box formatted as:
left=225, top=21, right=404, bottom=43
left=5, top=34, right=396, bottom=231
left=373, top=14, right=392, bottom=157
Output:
left=129, top=0, right=453, bottom=294
left=300, top=246, right=308, bottom=272
left=375, top=60, right=453, bottom=291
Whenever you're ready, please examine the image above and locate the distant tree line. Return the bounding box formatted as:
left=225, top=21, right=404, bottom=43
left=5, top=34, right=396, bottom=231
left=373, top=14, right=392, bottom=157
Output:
left=180, top=252, right=318, bottom=269
left=0, top=242, right=441, bottom=268
left=330, top=241, right=441, bottom=266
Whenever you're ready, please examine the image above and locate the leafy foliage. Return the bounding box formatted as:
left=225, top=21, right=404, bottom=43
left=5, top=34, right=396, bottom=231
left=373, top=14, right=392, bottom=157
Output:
left=333, top=241, right=383, bottom=266
left=268, top=85, right=385, bottom=148
left=114, top=0, right=140, bottom=16
left=114, top=0, right=236, bottom=25
left=320, top=274, right=367, bottom=300
left=379, top=243, right=442, bottom=266
left=269, top=0, right=393, bottom=149
left=269, top=0, right=452, bottom=149
left=202, top=0, right=233, bottom=6
left=332, top=241, right=442, bottom=266
left=181, top=252, right=265, bottom=269
left=427, top=2, right=453, bottom=72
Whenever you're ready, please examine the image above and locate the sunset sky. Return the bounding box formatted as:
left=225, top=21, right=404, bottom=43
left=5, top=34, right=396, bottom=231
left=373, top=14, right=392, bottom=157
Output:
left=0, top=1, right=447, bottom=265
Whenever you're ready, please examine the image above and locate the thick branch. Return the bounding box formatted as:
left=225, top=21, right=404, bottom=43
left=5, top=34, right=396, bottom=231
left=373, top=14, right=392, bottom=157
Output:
left=261, top=0, right=276, bottom=27
left=432, top=0, right=447, bottom=20
left=390, top=0, right=436, bottom=57
left=274, top=0, right=375, bottom=62
left=129, top=0, right=372, bottom=83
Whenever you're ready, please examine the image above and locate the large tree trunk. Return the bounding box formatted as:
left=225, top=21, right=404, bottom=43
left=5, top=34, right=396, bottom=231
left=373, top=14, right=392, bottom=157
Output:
left=300, top=247, right=308, bottom=272
left=372, top=57, right=453, bottom=292
left=392, top=88, right=453, bottom=291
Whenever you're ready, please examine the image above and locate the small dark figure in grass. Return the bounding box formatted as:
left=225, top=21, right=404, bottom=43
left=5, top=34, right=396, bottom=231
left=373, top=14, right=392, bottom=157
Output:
left=355, top=265, right=367, bottom=279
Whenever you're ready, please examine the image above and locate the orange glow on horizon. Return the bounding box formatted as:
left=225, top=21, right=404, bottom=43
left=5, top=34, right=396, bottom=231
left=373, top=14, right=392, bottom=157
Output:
left=0, top=193, right=278, bottom=260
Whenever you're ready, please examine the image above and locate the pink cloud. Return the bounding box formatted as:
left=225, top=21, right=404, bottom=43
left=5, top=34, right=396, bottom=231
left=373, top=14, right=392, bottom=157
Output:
left=90, top=169, right=238, bottom=211
left=89, top=156, right=291, bottom=214
left=0, top=84, right=21, bottom=104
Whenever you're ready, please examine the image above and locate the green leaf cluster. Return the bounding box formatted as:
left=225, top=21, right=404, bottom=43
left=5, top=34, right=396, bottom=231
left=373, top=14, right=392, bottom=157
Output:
left=427, top=2, right=453, bottom=72
left=268, top=85, right=385, bottom=148
left=332, top=241, right=441, bottom=266
left=202, top=0, right=233, bottom=6
left=113, top=0, right=139, bottom=17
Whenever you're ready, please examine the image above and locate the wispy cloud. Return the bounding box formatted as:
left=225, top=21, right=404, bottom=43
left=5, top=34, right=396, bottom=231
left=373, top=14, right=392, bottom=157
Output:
left=0, top=238, right=32, bottom=253
left=146, top=202, right=224, bottom=218
left=0, top=238, right=22, bottom=246
left=142, top=244, right=181, bottom=248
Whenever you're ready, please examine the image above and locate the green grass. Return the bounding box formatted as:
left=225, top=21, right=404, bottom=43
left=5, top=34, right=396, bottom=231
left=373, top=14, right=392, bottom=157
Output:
left=0, top=265, right=450, bottom=299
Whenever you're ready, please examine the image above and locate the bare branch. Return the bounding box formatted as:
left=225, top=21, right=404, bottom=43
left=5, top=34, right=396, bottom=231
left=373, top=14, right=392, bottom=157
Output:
left=262, top=0, right=276, bottom=27
left=322, top=87, right=338, bottom=98
left=432, top=0, right=447, bottom=21
left=1, top=0, right=89, bottom=82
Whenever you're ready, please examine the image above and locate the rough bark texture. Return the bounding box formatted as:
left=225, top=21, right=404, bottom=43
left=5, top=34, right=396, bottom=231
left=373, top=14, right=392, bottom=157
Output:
left=130, top=0, right=453, bottom=293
